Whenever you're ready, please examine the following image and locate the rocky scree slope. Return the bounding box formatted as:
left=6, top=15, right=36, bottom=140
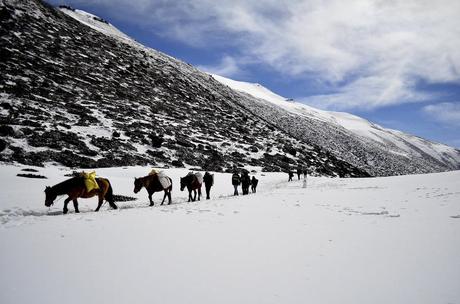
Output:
left=0, top=0, right=368, bottom=177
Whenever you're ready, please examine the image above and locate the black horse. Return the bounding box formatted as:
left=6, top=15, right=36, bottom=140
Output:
left=203, top=172, right=214, bottom=200
left=180, top=173, right=202, bottom=202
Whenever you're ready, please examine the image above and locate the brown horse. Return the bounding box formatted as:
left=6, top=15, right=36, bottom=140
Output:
left=180, top=173, right=203, bottom=202
left=44, top=176, right=117, bottom=214
left=134, top=174, right=172, bottom=206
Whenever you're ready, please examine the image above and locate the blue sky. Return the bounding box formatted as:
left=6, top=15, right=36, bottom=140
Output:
left=48, top=0, right=460, bottom=148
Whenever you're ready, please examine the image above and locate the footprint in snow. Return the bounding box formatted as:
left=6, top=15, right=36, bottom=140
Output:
left=450, top=215, right=460, bottom=219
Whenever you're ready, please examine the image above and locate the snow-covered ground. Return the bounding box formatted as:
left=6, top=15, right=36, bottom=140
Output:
left=1, top=164, right=459, bottom=304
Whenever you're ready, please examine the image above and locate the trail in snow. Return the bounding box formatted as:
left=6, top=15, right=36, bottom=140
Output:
left=0, top=164, right=285, bottom=226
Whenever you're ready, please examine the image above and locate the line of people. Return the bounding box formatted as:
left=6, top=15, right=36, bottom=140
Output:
left=288, top=165, right=308, bottom=182
left=231, top=170, right=258, bottom=195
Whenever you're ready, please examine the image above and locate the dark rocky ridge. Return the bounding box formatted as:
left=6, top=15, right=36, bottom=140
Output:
left=0, top=0, right=369, bottom=177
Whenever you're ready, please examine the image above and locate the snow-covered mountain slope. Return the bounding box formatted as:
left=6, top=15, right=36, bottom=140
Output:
left=1, top=164, right=460, bottom=304
left=1, top=0, right=459, bottom=176
left=0, top=0, right=367, bottom=177
left=59, top=7, right=460, bottom=175
left=212, top=74, right=460, bottom=175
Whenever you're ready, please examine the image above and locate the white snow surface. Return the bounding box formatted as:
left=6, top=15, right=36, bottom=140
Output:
left=59, top=8, right=133, bottom=43
left=211, top=74, right=460, bottom=166
left=1, top=163, right=459, bottom=304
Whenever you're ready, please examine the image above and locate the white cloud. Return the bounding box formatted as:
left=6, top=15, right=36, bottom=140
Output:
left=197, top=55, right=243, bottom=78
left=423, top=102, right=460, bottom=127
left=63, top=0, right=460, bottom=110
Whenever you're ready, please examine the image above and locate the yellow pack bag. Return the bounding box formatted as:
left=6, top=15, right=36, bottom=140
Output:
left=82, top=171, right=99, bottom=192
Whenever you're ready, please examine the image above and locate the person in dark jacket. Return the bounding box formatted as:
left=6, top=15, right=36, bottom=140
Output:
left=232, top=172, right=241, bottom=195
left=203, top=171, right=214, bottom=200
left=288, top=171, right=294, bottom=181
left=241, top=171, right=251, bottom=195
left=251, top=176, right=258, bottom=193
left=297, top=165, right=302, bottom=180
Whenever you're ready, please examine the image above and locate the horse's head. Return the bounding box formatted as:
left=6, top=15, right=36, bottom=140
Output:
left=44, top=186, right=57, bottom=207
left=133, top=178, right=143, bottom=193
left=180, top=177, right=186, bottom=191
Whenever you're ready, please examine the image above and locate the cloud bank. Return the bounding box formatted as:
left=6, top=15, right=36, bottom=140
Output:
left=60, top=0, right=460, bottom=110
left=423, top=102, right=460, bottom=127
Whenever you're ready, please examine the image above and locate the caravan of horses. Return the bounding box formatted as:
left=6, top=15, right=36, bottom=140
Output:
left=43, top=168, right=258, bottom=214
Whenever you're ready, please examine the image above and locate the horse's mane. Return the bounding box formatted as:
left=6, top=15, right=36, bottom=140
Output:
left=51, top=176, right=83, bottom=195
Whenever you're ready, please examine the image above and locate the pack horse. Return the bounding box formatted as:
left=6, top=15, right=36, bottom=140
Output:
left=180, top=172, right=203, bottom=202
left=44, top=172, right=117, bottom=214
left=134, top=170, right=173, bottom=206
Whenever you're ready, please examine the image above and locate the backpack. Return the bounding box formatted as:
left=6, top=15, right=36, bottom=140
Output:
left=232, top=173, right=241, bottom=185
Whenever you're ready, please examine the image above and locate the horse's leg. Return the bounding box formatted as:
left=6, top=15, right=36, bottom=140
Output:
left=149, top=191, right=154, bottom=206
left=161, top=190, right=167, bottom=205
left=198, top=187, right=201, bottom=201
left=95, top=197, right=103, bottom=212
left=108, top=201, right=118, bottom=209
left=192, top=190, right=197, bottom=202
left=167, top=189, right=172, bottom=205
left=73, top=199, right=80, bottom=213
left=63, top=197, right=71, bottom=214
left=188, top=190, right=192, bottom=202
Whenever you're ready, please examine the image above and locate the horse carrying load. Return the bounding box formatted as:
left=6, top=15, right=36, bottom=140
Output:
left=180, top=172, right=203, bottom=202
left=134, top=169, right=173, bottom=206
left=44, top=171, right=117, bottom=214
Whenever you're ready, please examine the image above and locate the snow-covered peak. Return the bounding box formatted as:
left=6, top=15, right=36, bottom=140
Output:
left=59, top=7, right=133, bottom=43
left=211, top=74, right=386, bottom=133
left=211, top=74, right=460, bottom=168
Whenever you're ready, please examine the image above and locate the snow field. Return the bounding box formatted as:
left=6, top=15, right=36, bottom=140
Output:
left=0, top=164, right=459, bottom=304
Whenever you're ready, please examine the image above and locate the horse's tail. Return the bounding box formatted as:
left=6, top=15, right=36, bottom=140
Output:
left=105, top=179, right=115, bottom=205
left=168, top=177, right=173, bottom=192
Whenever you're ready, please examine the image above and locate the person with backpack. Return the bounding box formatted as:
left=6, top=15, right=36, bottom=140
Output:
left=232, top=172, right=241, bottom=195
left=297, top=165, right=302, bottom=180
left=241, top=171, right=251, bottom=195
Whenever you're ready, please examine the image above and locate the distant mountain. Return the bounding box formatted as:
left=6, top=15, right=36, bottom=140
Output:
left=211, top=75, right=460, bottom=176
left=0, top=0, right=368, bottom=177
left=1, top=0, right=458, bottom=176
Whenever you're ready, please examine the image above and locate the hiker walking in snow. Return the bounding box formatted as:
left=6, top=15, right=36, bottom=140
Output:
left=241, top=171, right=251, bottom=195
left=251, top=176, right=258, bottom=193
left=232, top=172, right=241, bottom=195
left=288, top=171, right=294, bottom=182
left=203, top=171, right=214, bottom=200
